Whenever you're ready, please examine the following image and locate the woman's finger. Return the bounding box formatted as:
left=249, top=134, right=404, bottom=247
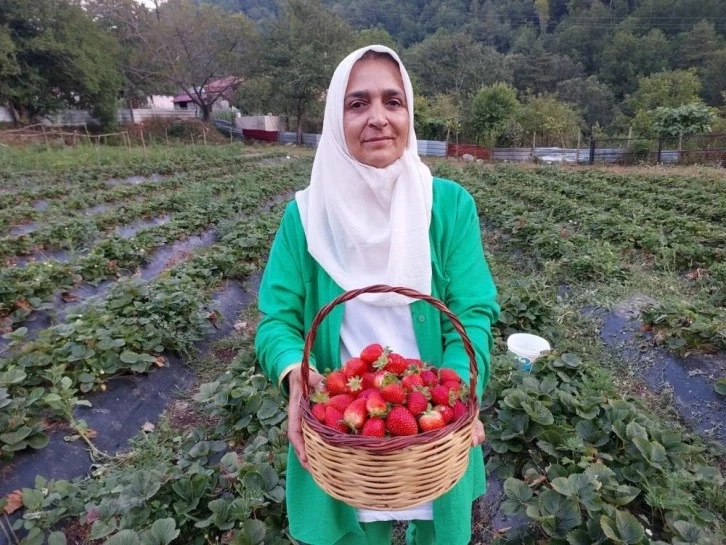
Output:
left=471, top=418, right=486, bottom=447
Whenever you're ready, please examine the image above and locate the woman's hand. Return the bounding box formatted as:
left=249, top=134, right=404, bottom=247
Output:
left=286, top=365, right=324, bottom=472
left=471, top=417, right=486, bottom=447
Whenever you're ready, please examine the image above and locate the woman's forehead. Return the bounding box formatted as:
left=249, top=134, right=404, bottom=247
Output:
left=345, top=58, right=405, bottom=93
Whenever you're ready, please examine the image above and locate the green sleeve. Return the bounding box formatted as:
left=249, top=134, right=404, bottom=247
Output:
left=440, top=187, right=499, bottom=400
left=254, top=203, right=317, bottom=389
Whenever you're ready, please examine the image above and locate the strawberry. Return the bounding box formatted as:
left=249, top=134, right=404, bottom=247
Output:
left=347, top=376, right=363, bottom=394
left=420, top=369, right=439, bottom=388
left=372, top=370, right=392, bottom=389
left=324, top=407, right=348, bottom=433
left=441, top=380, right=462, bottom=394
left=343, top=357, right=369, bottom=379
left=430, top=385, right=453, bottom=407
left=453, top=400, right=468, bottom=421
left=327, top=394, right=355, bottom=412
left=380, top=383, right=407, bottom=405
left=383, top=352, right=409, bottom=375
left=361, top=372, right=377, bottom=390
left=405, top=358, right=425, bottom=369
left=357, top=388, right=379, bottom=400
left=325, top=370, right=349, bottom=396
left=419, top=409, right=446, bottom=432
left=365, top=391, right=388, bottom=417
left=343, top=398, right=368, bottom=431
left=439, top=368, right=462, bottom=384
left=406, top=390, right=429, bottom=417
left=401, top=372, right=424, bottom=391
left=434, top=404, right=455, bottom=424
left=360, top=343, right=385, bottom=364
left=386, top=406, right=418, bottom=436
left=361, top=417, right=386, bottom=437
left=312, top=403, right=327, bottom=423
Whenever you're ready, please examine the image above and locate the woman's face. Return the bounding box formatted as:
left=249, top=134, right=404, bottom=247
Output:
left=343, top=57, right=410, bottom=169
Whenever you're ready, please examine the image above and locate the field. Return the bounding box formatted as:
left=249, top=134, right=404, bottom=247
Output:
left=1, top=144, right=724, bottom=545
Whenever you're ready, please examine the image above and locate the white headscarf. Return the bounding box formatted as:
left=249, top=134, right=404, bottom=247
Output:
left=295, top=45, right=433, bottom=306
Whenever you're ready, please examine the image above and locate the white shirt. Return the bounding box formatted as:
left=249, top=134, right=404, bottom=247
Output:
left=339, top=298, right=434, bottom=522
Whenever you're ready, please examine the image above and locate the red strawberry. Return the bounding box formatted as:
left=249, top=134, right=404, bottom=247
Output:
left=439, top=368, right=462, bottom=384
left=347, top=376, right=363, bottom=394
left=434, top=404, right=455, bottom=424
left=453, top=400, right=468, bottom=421
left=442, top=380, right=462, bottom=394
left=372, top=370, right=392, bottom=389
left=360, top=343, right=384, bottom=364
left=361, top=417, right=386, bottom=437
left=406, top=391, right=429, bottom=417
left=386, top=406, right=418, bottom=436
left=406, top=358, right=425, bottom=369
left=343, top=357, right=369, bottom=379
left=361, top=372, right=377, bottom=390
left=380, top=383, right=407, bottom=405
left=420, top=369, right=439, bottom=388
left=326, top=370, right=349, bottom=396
left=419, top=409, right=446, bottom=432
left=324, top=407, right=348, bottom=433
left=343, top=398, right=368, bottom=431
left=384, top=352, right=409, bottom=375
left=327, top=394, right=355, bottom=412
left=366, top=391, right=388, bottom=417
left=357, top=388, right=379, bottom=400
left=401, top=372, right=424, bottom=391
left=430, top=385, right=453, bottom=407
left=312, top=403, right=327, bottom=423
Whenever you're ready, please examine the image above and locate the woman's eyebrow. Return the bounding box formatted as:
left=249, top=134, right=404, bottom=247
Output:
left=345, top=89, right=405, bottom=100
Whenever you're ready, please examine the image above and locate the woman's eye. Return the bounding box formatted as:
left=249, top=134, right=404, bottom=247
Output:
left=349, top=101, right=364, bottom=110
left=387, top=99, right=403, bottom=108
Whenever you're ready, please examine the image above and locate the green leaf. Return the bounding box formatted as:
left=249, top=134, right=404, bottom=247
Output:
left=0, top=368, right=27, bottom=386
left=48, top=532, right=68, bottom=545
left=90, top=519, right=118, bottom=540
left=521, top=399, right=554, bottom=425
left=26, top=433, right=50, bottom=450
left=256, top=397, right=279, bottom=420
left=19, top=528, right=43, bottom=545
left=503, top=478, right=533, bottom=503
left=625, top=421, right=647, bottom=440
left=120, top=350, right=141, bottom=364
left=240, top=519, right=266, bottom=545
left=0, top=426, right=33, bottom=445
left=561, top=353, right=581, bottom=368
left=105, top=530, right=142, bottom=545
left=715, top=378, right=726, bottom=396
left=141, top=518, right=179, bottom=545
left=601, top=511, right=645, bottom=544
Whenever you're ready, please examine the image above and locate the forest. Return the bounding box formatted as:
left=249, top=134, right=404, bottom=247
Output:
left=1, top=0, right=725, bottom=145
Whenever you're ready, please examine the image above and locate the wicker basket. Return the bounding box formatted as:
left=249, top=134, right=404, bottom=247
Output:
left=300, top=284, right=480, bottom=510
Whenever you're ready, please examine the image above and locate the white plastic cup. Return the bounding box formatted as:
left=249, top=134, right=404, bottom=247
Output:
left=506, top=333, right=551, bottom=371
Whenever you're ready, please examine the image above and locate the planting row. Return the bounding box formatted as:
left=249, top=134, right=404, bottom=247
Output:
left=0, top=160, right=311, bottom=327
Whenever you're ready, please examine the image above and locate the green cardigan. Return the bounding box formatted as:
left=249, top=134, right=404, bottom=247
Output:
left=255, top=178, right=500, bottom=545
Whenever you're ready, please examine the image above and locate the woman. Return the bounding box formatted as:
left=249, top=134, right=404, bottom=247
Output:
left=255, top=45, right=500, bottom=545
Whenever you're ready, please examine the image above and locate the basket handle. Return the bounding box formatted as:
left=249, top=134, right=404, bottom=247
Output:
left=301, top=284, right=478, bottom=401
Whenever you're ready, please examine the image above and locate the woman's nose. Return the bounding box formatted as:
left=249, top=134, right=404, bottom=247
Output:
left=367, top=101, right=388, bottom=127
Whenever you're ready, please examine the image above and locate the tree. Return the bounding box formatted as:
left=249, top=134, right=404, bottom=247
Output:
left=145, top=0, right=259, bottom=122
left=675, top=20, right=723, bottom=71
left=702, top=48, right=726, bottom=106
left=403, top=30, right=512, bottom=98
left=556, top=75, right=615, bottom=131
left=86, top=0, right=171, bottom=118
left=468, top=83, right=520, bottom=146
left=262, top=0, right=353, bottom=143
left=624, top=70, right=703, bottom=136
left=517, top=94, right=581, bottom=147
left=598, top=29, right=670, bottom=100
left=0, top=0, right=122, bottom=127
left=652, top=103, right=717, bottom=139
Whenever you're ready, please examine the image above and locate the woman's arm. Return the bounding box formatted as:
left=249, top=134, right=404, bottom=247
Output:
left=440, top=187, right=500, bottom=401
left=255, top=204, right=318, bottom=388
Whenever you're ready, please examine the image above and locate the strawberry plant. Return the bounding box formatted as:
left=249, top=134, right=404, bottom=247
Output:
left=484, top=352, right=724, bottom=544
